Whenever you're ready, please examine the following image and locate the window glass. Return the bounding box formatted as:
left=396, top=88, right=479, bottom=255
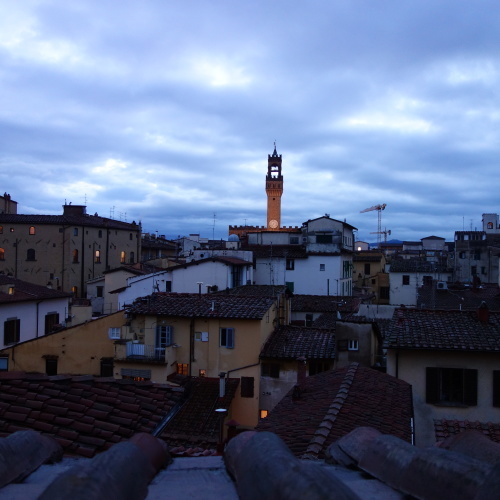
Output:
left=29, top=226, right=36, bottom=235
left=220, top=327, right=234, bottom=348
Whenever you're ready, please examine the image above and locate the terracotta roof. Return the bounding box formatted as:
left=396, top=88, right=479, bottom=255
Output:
left=291, top=294, right=360, bottom=313
left=0, top=372, right=239, bottom=459
left=435, top=419, right=500, bottom=444
left=256, top=363, right=413, bottom=459
left=260, top=325, right=336, bottom=360
left=385, top=307, right=500, bottom=351
left=213, top=284, right=289, bottom=297
left=418, top=283, right=500, bottom=311
left=126, top=292, right=276, bottom=319
left=0, top=274, right=72, bottom=304
left=160, top=376, right=239, bottom=451
left=0, top=212, right=139, bottom=230
left=311, top=312, right=338, bottom=329
left=168, top=256, right=252, bottom=272
left=3, top=424, right=500, bottom=498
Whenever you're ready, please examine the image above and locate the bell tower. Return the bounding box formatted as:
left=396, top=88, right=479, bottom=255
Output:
left=265, top=143, right=283, bottom=230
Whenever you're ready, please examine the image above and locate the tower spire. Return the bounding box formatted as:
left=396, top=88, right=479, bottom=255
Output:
left=265, top=145, right=283, bottom=230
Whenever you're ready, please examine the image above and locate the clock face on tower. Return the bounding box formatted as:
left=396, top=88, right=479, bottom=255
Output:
left=269, top=219, right=278, bottom=229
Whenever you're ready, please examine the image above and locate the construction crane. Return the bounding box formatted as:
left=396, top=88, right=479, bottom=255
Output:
left=370, top=228, right=391, bottom=245
left=360, top=203, right=387, bottom=247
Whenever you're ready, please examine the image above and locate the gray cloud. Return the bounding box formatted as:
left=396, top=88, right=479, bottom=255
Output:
left=1, top=0, right=499, bottom=243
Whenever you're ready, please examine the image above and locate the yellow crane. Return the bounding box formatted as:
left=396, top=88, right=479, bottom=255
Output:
left=360, top=203, right=387, bottom=247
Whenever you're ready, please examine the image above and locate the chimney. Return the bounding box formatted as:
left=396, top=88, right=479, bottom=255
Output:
left=477, top=301, right=490, bottom=324
left=219, top=372, right=226, bottom=399
left=296, top=356, right=307, bottom=388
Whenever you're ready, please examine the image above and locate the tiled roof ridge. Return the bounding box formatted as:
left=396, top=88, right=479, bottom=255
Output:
left=300, top=362, right=359, bottom=460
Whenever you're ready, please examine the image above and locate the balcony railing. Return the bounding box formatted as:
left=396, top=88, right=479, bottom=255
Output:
left=125, top=342, right=165, bottom=361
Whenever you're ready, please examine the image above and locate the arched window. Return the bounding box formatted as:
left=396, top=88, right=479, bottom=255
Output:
left=72, top=249, right=79, bottom=263
left=120, top=251, right=126, bottom=264
left=487, top=222, right=493, bottom=229
left=26, top=248, right=36, bottom=261
left=0, top=248, right=4, bottom=260
left=29, top=226, right=36, bottom=235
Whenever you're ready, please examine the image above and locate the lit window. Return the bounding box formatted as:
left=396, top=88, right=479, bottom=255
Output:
left=71, top=286, right=78, bottom=297
left=177, top=363, right=188, bottom=375
left=220, top=327, right=235, bottom=348
left=199, top=369, right=206, bottom=377
left=348, top=339, right=359, bottom=351
left=95, top=250, right=101, bottom=263
left=260, top=410, right=269, bottom=419
left=0, top=226, right=2, bottom=234
left=72, top=249, right=79, bottom=263
left=120, top=251, right=126, bottom=263
left=108, top=327, right=121, bottom=339
left=29, top=226, right=36, bottom=235
left=0, top=248, right=4, bottom=261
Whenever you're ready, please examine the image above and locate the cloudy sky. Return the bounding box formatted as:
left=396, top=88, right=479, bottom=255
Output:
left=1, top=1, right=499, bottom=243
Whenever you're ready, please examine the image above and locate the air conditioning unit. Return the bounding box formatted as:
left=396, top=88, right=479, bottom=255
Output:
left=436, top=281, right=448, bottom=290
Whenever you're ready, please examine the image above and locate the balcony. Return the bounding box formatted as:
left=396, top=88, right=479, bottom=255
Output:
left=115, top=341, right=166, bottom=364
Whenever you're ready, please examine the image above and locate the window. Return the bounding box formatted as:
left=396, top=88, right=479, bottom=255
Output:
left=95, top=250, right=101, bottom=263
left=364, top=263, right=371, bottom=275
left=129, top=252, right=135, bottom=264
left=305, top=313, right=313, bottom=327
left=0, top=357, right=8, bottom=371
left=402, top=275, right=410, bottom=285
left=286, top=258, right=295, bottom=270
left=96, top=286, right=104, bottom=298
left=260, top=410, right=269, bottom=419
left=0, top=248, right=4, bottom=261
left=26, top=248, right=36, bottom=261
left=290, top=236, right=299, bottom=244
left=426, top=367, right=477, bottom=406
left=488, top=222, right=494, bottom=229
left=481, top=267, right=486, bottom=275
left=108, top=327, right=121, bottom=339
left=348, top=339, right=359, bottom=351
left=44, top=313, right=60, bottom=335
left=100, top=358, right=114, bottom=377
left=129, top=233, right=133, bottom=241
left=98, top=230, right=103, bottom=238
left=199, top=369, right=206, bottom=377
left=423, top=276, right=433, bottom=286
left=0, top=226, right=2, bottom=234
left=319, top=264, right=325, bottom=271
left=220, top=327, right=234, bottom=348
left=177, top=363, right=188, bottom=375
left=459, top=252, right=466, bottom=259
left=261, top=362, right=280, bottom=378
left=45, top=358, right=58, bottom=376
left=285, top=281, right=294, bottom=293
left=165, top=281, right=172, bottom=292
left=156, top=325, right=173, bottom=349
left=29, top=226, right=36, bottom=235
left=71, top=286, right=78, bottom=297
left=4, top=318, right=20, bottom=345
left=121, top=368, right=151, bottom=381
left=9, top=228, right=14, bottom=232
left=471, top=266, right=477, bottom=276
left=474, top=251, right=481, bottom=261
left=120, top=251, right=126, bottom=264
left=241, top=376, right=254, bottom=398
left=380, top=287, right=390, bottom=299
left=72, top=249, right=79, bottom=263
left=494, top=371, right=500, bottom=407
left=316, top=234, right=332, bottom=244
left=195, top=331, right=209, bottom=342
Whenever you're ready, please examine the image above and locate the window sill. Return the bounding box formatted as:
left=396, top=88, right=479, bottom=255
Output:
left=432, top=402, right=471, bottom=408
